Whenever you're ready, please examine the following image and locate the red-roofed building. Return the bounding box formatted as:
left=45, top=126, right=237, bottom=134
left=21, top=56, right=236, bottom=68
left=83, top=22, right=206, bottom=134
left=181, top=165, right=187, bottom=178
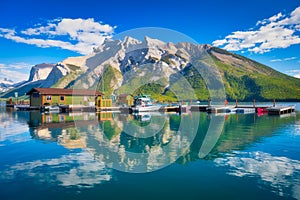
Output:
left=26, top=88, right=108, bottom=108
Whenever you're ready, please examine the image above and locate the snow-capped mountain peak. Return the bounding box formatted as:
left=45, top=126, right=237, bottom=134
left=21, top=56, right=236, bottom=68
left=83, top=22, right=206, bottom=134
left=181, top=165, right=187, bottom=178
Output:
left=143, top=36, right=165, bottom=48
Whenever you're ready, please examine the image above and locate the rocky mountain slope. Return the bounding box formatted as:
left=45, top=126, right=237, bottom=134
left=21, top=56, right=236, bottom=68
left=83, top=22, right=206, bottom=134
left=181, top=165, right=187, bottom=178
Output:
left=67, top=36, right=300, bottom=101
left=1, top=36, right=300, bottom=101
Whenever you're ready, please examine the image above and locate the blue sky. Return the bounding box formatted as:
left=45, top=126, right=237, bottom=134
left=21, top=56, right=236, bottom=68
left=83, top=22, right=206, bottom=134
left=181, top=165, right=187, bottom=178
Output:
left=0, top=0, right=299, bottom=82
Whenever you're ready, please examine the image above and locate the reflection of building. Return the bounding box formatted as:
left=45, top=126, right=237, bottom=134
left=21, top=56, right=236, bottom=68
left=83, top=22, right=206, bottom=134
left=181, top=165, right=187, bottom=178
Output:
left=29, top=112, right=103, bottom=149
left=98, top=112, right=113, bottom=121
left=27, top=88, right=104, bottom=107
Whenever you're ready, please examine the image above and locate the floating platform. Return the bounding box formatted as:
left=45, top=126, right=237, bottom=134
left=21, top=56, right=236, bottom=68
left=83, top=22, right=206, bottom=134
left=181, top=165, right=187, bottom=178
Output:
left=190, top=105, right=208, bottom=112
left=207, top=106, right=236, bottom=113
left=267, top=106, right=295, bottom=115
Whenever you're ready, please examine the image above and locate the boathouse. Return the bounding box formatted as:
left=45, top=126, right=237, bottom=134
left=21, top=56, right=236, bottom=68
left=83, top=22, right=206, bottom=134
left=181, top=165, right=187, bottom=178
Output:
left=117, top=94, right=134, bottom=106
left=27, top=88, right=106, bottom=108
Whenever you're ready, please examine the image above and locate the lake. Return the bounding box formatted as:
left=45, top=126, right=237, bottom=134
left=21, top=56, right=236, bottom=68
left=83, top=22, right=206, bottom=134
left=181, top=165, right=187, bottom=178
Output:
left=0, top=104, right=300, bottom=200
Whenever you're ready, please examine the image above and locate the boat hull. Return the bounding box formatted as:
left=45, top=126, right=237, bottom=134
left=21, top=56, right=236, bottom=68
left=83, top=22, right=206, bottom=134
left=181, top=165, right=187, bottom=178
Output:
left=42, top=106, right=60, bottom=113
left=131, top=105, right=162, bottom=112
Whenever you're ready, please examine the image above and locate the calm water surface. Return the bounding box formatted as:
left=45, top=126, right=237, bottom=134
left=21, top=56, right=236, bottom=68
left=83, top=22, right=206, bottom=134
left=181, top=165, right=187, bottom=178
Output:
left=0, top=104, right=300, bottom=200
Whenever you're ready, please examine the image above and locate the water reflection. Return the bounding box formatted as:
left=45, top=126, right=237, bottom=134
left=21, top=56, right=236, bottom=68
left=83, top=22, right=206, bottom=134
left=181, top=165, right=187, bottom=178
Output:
left=0, top=151, right=111, bottom=188
left=215, top=151, right=300, bottom=199
left=0, top=108, right=300, bottom=198
left=0, top=108, right=30, bottom=145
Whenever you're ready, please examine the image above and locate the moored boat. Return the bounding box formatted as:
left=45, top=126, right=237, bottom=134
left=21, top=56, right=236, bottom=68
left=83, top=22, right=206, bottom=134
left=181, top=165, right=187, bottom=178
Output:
left=131, top=95, right=162, bottom=113
left=41, top=104, right=60, bottom=113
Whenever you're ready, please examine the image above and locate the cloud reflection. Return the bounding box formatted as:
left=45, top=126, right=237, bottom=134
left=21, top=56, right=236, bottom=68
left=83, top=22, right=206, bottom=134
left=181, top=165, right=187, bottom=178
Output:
left=0, top=151, right=111, bottom=188
left=215, top=151, right=300, bottom=199
left=0, top=111, right=30, bottom=145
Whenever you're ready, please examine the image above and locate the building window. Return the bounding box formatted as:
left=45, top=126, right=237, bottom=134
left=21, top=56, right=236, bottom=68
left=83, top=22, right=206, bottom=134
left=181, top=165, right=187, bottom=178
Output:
left=60, top=96, right=65, bottom=101
left=46, top=95, right=52, bottom=101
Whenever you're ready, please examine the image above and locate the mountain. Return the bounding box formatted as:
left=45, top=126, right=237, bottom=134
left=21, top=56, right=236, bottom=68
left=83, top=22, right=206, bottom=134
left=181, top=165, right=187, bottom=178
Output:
left=1, top=36, right=300, bottom=101
left=67, top=36, right=300, bottom=101
left=0, top=78, right=15, bottom=93
left=206, top=47, right=300, bottom=100
left=0, top=63, right=65, bottom=98
left=28, top=63, right=54, bottom=82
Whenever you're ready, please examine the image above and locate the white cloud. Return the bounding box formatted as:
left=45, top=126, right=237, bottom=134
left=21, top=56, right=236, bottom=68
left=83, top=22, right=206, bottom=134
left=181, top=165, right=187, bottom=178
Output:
left=0, top=63, right=32, bottom=82
left=269, top=12, right=284, bottom=22
left=0, top=18, right=116, bottom=55
left=270, top=57, right=297, bottom=62
left=284, top=56, right=297, bottom=61
left=0, top=69, right=29, bottom=82
left=270, top=59, right=283, bottom=62
left=213, top=6, right=300, bottom=53
left=285, top=69, right=300, bottom=79
left=212, top=39, right=227, bottom=46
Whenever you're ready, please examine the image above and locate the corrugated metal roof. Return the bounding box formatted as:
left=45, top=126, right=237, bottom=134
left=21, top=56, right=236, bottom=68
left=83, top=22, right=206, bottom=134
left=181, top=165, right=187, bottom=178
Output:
left=27, top=88, right=103, bottom=96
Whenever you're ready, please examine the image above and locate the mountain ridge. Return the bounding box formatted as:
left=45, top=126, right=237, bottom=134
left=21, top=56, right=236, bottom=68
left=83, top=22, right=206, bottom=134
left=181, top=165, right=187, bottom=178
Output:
left=1, top=36, right=299, bottom=101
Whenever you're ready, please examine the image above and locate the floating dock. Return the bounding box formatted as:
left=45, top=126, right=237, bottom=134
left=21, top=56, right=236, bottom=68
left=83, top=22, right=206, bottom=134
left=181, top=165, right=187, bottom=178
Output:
left=6, top=101, right=296, bottom=116
left=207, top=106, right=235, bottom=113
left=267, top=106, right=295, bottom=115
left=189, top=104, right=296, bottom=116
left=190, top=105, right=208, bottom=112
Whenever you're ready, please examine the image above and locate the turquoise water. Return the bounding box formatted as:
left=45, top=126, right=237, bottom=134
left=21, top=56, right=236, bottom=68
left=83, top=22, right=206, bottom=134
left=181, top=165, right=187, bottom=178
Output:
left=0, top=105, right=300, bottom=200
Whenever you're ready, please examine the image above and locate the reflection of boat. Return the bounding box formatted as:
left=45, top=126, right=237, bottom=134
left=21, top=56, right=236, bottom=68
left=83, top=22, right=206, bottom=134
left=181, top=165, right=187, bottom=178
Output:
left=131, top=95, right=162, bottom=113
left=133, top=113, right=152, bottom=122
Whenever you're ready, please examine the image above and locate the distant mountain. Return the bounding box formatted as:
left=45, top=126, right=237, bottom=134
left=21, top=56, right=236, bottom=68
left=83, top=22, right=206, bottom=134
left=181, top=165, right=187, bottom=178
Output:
left=28, top=63, right=54, bottom=82
left=0, top=63, right=65, bottom=98
left=0, top=78, right=14, bottom=93
left=1, top=36, right=300, bottom=101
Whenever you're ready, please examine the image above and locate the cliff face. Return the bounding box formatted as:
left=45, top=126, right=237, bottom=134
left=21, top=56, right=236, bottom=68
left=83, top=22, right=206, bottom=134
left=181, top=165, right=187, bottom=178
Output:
left=0, top=63, right=69, bottom=98
left=28, top=63, right=55, bottom=82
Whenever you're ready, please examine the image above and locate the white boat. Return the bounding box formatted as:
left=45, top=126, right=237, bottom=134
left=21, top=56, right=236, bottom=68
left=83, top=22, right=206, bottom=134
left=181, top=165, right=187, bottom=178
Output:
left=15, top=104, right=30, bottom=110
left=131, top=95, right=162, bottom=113
left=43, top=105, right=60, bottom=113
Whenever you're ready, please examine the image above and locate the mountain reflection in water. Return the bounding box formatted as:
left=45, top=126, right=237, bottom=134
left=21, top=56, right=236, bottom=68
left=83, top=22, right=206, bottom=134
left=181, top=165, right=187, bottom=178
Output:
left=0, top=108, right=300, bottom=200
